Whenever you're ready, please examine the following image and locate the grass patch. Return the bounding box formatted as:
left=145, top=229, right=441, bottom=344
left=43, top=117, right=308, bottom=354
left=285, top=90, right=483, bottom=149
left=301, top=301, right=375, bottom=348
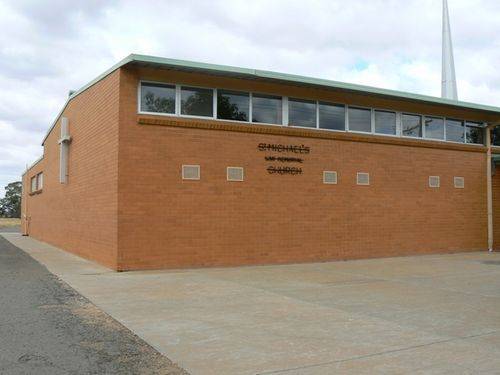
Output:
left=0, top=218, right=21, bottom=228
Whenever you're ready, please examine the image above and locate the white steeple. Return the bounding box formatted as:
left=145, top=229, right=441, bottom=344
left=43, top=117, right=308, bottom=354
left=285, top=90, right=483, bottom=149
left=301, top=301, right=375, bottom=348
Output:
left=441, top=0, right=458, bottom=100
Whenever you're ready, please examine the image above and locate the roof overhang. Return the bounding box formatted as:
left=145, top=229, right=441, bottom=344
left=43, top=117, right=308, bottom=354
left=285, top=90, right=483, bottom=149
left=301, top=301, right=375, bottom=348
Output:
left=42, top=53, right=500, bottom=145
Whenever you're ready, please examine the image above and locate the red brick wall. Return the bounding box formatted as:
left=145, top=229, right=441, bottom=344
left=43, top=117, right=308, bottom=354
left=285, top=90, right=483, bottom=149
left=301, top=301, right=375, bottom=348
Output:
left=116, top=67, right=489, bottom=270
left=22, top=65, right=493, bottom=271
left=21, top=70, right=120, bottom=269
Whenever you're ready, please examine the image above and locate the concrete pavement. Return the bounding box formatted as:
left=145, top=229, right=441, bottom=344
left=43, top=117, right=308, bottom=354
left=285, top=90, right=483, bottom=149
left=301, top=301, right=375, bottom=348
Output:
left=2, top=232, right=500, bottom=374
left=0, top=234, right=187, bottom=374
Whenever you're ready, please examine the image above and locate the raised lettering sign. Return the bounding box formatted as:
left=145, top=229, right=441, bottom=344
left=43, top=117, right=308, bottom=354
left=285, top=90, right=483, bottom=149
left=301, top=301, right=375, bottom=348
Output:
left=259, top=143, right=310, bottom=175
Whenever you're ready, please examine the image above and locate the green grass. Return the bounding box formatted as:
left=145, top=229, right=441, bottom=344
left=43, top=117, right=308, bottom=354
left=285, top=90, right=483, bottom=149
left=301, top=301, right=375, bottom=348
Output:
left=0, top=218, right=21, bottom=228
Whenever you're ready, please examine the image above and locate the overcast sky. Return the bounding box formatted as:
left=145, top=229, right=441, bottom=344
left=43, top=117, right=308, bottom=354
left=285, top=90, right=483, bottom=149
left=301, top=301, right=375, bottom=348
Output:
left=1, top=0, right=500, bottom=197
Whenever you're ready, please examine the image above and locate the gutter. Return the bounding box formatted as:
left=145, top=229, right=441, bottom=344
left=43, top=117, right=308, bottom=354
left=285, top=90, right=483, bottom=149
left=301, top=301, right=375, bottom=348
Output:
left=22, top=155, right=44, bottom=176
left=40, top=55, right=135, bottom=146
left=41, top=53, right=500, bottom=147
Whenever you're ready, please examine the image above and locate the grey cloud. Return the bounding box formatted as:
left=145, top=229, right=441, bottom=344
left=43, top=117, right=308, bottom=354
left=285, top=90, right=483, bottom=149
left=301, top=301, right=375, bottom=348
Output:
left=1, top=0, right=500, bottom=196
left=8, top=0, right=117, bottom=35
left=0, top=52, right=60, bottom=80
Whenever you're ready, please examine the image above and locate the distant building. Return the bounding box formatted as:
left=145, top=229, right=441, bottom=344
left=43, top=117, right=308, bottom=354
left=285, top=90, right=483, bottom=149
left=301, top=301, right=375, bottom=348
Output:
left=22, top=54, right=500, bottom=270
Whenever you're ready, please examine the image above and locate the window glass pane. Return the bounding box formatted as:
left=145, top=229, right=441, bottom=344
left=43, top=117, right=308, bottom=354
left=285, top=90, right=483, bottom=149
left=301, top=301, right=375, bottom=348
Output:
left=252, top=94, right=282, bottom=124
left=288, top=98, right=316, bottom=128
left=402, top=114, right=422, bottom=137
left=374, top=110, right=396, bottom=135
left=466, top=122, right=483, bottom=144
left=31, top=177, right=36, bottom=192
left=217, top=90, right=249, bottom=121
left=140, top=83, right=175, bottom=114
left=319, top=103, right=345, bottom=131
left=446, top=119, right=464, bottom=142
left=181, top=86, right=213, bottom=117
left=348, top=107, right=371, bottom=132
left=37, top=173, right=43, bottom=189
left=491, top=126, right=500, bottom=146
left=424, top=117, right=444, bottom=140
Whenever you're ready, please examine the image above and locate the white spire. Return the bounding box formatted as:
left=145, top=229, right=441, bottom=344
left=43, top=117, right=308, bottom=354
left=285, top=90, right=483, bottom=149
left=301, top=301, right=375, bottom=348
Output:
left=442, top=0, right=458, bottom=100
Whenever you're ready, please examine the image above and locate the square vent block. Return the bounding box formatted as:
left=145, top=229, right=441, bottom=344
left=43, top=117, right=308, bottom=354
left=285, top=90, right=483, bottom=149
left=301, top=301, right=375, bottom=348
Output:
left=429, top=176, right=440, bottom=188
left=182, top=165, right=200, bottom=180
left=357, top=172, right=370, bottom=185
left=227, top=167, right=244, bottom=181
left=454, top=176, right=465, bottom=188
left=323, top=171, right=338, bottom=184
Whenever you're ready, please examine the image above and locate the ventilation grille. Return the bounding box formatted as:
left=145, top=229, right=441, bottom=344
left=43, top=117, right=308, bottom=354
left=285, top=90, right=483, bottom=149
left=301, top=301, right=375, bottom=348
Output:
left=357, top=172, right=370, bottom=185
left=323, top=171, right=337, bottom=184
left=227, top=167, right=244, bottom=181
left=454, top=176, right=465, bottom=189
left=429, top=176, right=440, bottom=188
left=182, top=165, right=200, bottom=180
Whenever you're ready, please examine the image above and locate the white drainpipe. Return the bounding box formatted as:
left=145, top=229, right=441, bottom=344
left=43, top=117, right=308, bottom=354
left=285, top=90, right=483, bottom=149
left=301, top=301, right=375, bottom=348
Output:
left=487, top=125, right=493, bottom=252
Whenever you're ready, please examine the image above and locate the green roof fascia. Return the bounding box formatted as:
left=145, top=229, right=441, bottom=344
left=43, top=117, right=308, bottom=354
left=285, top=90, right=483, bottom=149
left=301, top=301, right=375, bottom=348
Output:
left=22, top=155, right=44, bottom=176
left=42, top=53, right=500, bottom=146
left=41, top=55, right=135, bottom=145
left=129, top=54, right=500, bottom=114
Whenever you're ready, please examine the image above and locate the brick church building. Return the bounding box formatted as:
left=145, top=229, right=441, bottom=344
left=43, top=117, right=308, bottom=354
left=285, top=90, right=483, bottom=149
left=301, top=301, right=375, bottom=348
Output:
left=22, top=54, right=500, bottom=270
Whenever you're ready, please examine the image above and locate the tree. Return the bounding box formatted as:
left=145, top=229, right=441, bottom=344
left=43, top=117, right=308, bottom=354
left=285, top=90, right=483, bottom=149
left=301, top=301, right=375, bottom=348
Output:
left=143, top=91, right=175, bottom=113
left=217, top=95, right=248, bottom=121
left=0, top=181, right=22, bottom=218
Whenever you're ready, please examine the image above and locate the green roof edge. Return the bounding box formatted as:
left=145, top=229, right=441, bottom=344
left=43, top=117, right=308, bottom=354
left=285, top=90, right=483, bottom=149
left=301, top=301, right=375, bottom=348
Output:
left=129, top=53, right=500, bottom=113
left=41, top=55, right=135, bottom=145
left=41, top=53, right=500, bottom=147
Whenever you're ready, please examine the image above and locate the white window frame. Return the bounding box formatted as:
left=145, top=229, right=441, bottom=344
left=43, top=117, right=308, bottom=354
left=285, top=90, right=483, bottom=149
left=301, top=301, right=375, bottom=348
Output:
left=401, top=112, right=424, bottom=139
left=136, top=80, right=487, bottom=146
left=347, top=105, right=373, bottom=135
left=373, top=109, right=398, bottom=137
left=317, top=101, right=348, bottom=133
left=465, top=122, right=485, bottom=145
left=175, top=85, right=181, bottom=114
left=37, top=172, right=43, bottom=190
left=445, top=118, right=466, bottom=144
left=250, top=92, right=284, bottom=127
left=282, top=96, right=289, bottom=126
left=30, top=176, right=37, bottom=193
left=287, top=97, right=318, bottom=130
left=423, top=116, right=446, bottom=141
left=216, top=89, right=251, bottom=123
left=30, top=172, right=43, bottom=193
left=137, top=80, right=177, bottom=117
left=179, top=84, right=216, bottom=120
